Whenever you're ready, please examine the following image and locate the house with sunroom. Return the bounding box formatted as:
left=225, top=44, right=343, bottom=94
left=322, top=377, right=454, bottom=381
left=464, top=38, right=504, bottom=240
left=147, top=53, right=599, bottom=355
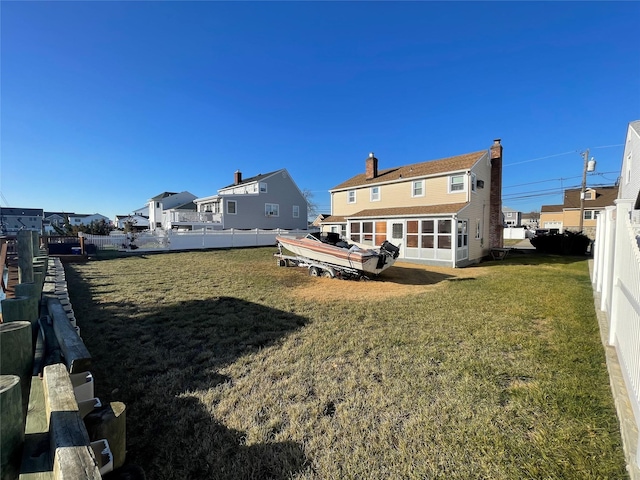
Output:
left=189, top=169, right=308, bottom=231
left=321, top=139, right=504, bottom=267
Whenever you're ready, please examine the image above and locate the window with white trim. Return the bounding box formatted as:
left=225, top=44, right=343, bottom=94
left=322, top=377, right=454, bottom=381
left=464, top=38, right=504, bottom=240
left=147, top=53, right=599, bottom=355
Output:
left=471, top=173, right=477, bottom=193
left=260, top=182, right=268, bottom=193
left=583, top=210, right=600, bottom=220
left=584, top=190, right=594, bottom=200
left=265, top=203, right=279, bottom=217
left=449, top=175, right=465, bottom=192
left=347, top=190, right=356, bottom=204
left=370, top=186, right=380, bottom=202
left=412, top=180, right=424, bottom=197
left=227, top=200, right=237, bottom=215
left=293, top=205, right=299, bottom=218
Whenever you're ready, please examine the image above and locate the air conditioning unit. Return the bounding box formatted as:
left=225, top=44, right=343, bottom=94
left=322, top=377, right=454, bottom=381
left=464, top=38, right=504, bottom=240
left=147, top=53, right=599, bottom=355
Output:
left=477, top=180, right=485, bottom=189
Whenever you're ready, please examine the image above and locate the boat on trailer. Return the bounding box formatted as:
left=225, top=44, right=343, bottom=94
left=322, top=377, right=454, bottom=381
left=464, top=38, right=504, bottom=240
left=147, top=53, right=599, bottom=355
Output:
left=275, top=232, right=400, bottom=279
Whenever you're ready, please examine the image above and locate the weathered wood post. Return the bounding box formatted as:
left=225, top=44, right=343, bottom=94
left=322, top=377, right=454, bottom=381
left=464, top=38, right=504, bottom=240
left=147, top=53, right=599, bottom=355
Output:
left=0, top=375, right=24, bottom=480
left=0, top=322, right=33, bottom=422
left=30, top=231, right=40, bottom=260
left=85, top=402, right=127, bottom=470
left=43, top=364, right=102, bottom=479
left=17, top=230, right=34, bottom=284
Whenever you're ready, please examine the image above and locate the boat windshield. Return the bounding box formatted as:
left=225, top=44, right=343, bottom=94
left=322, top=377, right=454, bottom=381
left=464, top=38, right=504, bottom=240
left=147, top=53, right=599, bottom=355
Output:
left=304, top=234, right=322, bottom=242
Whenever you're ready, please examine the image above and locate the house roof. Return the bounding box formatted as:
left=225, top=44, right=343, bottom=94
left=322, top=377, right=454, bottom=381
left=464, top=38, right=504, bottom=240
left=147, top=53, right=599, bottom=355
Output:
left=502, top=206, right=520, bottom=213
left=322, top=203, right=468, bottom=222
left=541, top=204, right=564, bottom=213
left=562, top=186, right=619, bottom=209
left=330, top=150, right=487, bottom=191
left=220, top=170, right=281, bottom=190
left=0, top=207, right=44, bottom=216
left=150, top=192, right=179, bottom=201
left=630, top=120, right=640, bottom=136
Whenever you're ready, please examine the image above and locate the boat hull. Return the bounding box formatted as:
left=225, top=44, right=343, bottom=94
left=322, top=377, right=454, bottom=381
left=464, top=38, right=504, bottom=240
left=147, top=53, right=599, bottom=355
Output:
left=276, top=235, right=398, bottom=275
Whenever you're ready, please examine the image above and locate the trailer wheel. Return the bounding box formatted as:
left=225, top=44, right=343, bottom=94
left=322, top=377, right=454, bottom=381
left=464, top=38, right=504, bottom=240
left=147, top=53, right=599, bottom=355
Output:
left=278, top=259, right=287, bottom=267
left=309, top=267, right=321, bottom=277
left=322, top=270, right=334, bottom=278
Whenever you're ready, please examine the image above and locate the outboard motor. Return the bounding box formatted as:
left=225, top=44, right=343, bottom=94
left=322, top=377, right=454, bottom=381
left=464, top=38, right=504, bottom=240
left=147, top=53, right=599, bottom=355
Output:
left=380, top=241, right=400, bottom=259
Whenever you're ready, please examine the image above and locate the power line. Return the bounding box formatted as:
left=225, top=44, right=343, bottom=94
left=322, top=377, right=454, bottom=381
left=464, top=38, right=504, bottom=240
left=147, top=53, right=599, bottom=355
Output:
left=503, top=144, right=623, bottom=168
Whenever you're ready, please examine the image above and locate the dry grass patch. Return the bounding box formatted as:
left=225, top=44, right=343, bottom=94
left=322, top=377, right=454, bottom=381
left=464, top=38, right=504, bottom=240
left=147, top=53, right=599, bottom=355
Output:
left=65, top=248, right=627, bottom=480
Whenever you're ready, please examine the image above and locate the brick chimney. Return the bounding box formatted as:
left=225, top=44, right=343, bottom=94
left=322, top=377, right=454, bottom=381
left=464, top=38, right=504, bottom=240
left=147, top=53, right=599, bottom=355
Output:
left=489, top=139, right=503, bottom=249
left=366, top=152, right=378, bottom=180
left=234, top=170, right=242, bottom=185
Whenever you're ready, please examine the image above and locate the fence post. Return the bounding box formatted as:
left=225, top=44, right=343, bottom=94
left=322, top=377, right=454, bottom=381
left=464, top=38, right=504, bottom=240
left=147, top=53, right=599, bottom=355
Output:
left=0, top=322, right=33, bottom=423
left=608, top=199, right=632, bottom=346
left=17, top=230, right=34, bottom=284
left=0, top=375, right=24, bottom=480
left=600, top=207, right=616, bottom=313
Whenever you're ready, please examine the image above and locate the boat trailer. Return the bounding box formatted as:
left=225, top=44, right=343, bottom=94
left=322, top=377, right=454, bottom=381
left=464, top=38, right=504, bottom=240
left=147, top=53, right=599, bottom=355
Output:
left=274, top=244, right=365, bottom=280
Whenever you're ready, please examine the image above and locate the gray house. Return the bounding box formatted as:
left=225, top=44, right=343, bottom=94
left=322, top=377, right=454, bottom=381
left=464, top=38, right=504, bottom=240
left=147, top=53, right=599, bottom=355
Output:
left=192, top=169, right=308, bottom=230
left=0, top=207, right=44, bottom=236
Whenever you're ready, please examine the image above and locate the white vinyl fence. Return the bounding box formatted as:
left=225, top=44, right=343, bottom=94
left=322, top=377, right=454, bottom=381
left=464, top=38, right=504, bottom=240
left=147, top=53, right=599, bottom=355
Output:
left=592, top=198, right=640, bottom=470
left=80, top=229, right=309, bottom=252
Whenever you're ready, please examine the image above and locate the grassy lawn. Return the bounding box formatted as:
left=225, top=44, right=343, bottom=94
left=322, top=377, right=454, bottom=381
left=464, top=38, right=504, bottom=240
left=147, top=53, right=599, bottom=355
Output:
left=65, top=248, right=627, bottom=480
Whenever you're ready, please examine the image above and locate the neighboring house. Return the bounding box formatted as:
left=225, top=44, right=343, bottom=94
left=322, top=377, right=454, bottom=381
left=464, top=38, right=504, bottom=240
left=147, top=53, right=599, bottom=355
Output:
left=520, top=212, right=540, bottom=230
left=539, top=204, right=565, bottom=233
left=43, top=212, right=70, bottom=234
left=311, top=214, right=331, bottom=228
left=619, top=120, right=640, bottom=209
left=191, top=169, right=308, bottom=231
left=68, top=213, right=112, bottom=227
left=321, top=139, right=504, bottom=268
left=0, top=207, right=44, bottom=236
left=147, top=191, right=198, bottom=230
left=539, top=185, right=619, bottom=238
left=502, top=206, right=522, bottom=227
left=115, top=214, right=150, bottom=231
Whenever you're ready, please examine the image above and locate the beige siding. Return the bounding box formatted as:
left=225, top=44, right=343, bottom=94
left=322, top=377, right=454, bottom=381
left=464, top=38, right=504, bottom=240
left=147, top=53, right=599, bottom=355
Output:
left=332, top=174, right=467, bottom=216
left=459, top=159, right=492, bottom=262
left=540, top=211, right=564, bottom=227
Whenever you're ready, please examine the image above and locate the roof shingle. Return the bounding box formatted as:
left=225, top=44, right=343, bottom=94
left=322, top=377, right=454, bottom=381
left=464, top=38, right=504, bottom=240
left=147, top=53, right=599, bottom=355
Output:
left=330, top=150, right=487, bottom=191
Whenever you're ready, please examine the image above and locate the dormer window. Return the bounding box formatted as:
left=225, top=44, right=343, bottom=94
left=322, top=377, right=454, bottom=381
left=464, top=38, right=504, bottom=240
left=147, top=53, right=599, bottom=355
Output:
left=584, top=190, right=594, bottom=200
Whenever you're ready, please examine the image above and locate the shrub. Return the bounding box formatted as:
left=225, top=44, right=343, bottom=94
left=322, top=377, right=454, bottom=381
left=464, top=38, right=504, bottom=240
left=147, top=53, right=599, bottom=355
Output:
left=530, top=231, right=591, bottom=255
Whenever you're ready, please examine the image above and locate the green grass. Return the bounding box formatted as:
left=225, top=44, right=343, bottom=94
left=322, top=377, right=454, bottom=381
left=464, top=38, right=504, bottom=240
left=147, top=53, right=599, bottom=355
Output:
left=65, top=248, right=628, bottom=479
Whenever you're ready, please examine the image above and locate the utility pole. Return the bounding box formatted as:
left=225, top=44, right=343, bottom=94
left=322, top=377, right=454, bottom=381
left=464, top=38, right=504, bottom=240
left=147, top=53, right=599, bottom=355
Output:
left=578, top=149, right=596, bottom=233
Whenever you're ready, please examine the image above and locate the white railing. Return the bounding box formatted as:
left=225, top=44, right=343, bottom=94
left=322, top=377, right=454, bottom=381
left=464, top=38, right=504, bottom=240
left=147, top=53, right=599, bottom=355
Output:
left=592, top=198, right=640, bottom=469
left=167, top=211, right=222, bottom=224
left=80, top=229, right=308, bottom=252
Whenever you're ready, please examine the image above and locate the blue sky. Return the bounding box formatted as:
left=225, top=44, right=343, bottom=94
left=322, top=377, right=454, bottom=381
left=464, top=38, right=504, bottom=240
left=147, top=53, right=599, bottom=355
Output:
left=2, top=1, right=638, bottom=221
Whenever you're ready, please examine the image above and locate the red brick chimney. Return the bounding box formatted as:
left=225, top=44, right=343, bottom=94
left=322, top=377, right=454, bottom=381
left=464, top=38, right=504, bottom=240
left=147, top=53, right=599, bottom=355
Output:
left=366, top=152, right=378, bottom=180
left=489, top=139, right=503, bottom=249
left=234, top=170, right=242, bottom=185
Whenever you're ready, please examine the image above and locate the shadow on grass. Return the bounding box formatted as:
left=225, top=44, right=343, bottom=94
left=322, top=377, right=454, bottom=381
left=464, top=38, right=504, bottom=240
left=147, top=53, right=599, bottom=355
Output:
left=65, top=267, right=311, bottom=480
left=376, top=265, right=454, bottom=285
left=483, top=249, right=592, bottom=267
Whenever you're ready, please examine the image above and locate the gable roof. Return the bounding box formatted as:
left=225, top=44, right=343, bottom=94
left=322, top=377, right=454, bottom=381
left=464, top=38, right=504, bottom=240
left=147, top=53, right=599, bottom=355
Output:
left=562, top=186, right=619, bottom=209
left=150, top=192, right=179, bottom=201
left=541, top=204, right=564, bottom=213
left=330, top=150, right=487, bottom=191
left=220, top=170, right=281, bottom=190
